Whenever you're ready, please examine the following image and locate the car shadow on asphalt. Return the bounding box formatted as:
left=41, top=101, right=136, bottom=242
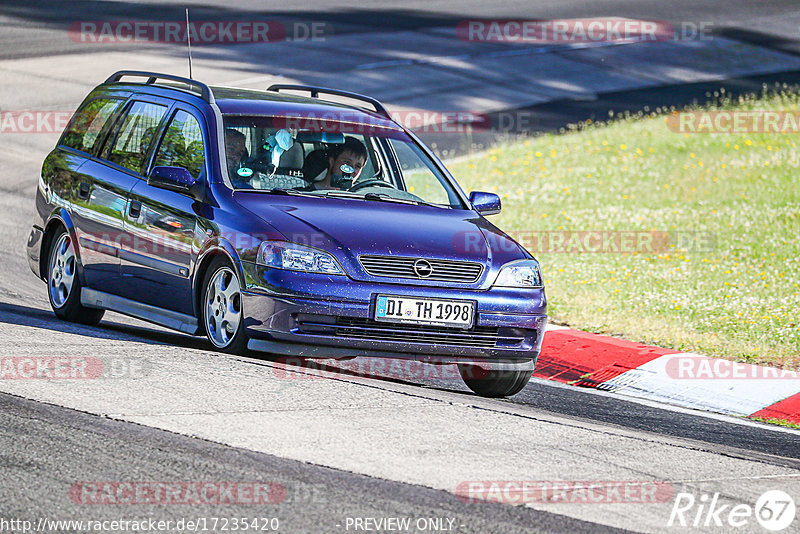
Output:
left=241, top=353, right=475, bottom=396
left=0, top=300, right=210, bottom=350
left=0, top=300, right=474, bottom=394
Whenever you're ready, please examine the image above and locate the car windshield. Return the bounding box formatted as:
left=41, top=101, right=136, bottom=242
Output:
left=222, top=114, right=464, bottom=208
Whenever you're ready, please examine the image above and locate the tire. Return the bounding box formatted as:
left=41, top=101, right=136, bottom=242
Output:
left=46, top=228, right=104, bottom=325
left=201, top=257, right=248, bottom=354
left=458, top=364, right=532, bottom=398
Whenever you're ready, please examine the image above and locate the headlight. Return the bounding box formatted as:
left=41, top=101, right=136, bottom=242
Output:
left=493, top=259, right=543, bottom=288
left=256, top=241, right=344, bottom=275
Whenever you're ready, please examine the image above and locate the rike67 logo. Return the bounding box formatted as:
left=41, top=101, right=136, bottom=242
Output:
left=668, top=490, right=796, bottom=531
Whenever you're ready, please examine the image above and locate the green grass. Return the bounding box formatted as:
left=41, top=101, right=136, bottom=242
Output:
left=447, top=90, right=800, bottom=369
left=749, top=417, right=800, bottom=430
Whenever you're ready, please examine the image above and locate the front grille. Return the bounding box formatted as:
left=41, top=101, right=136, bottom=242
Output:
left=297, top=316, right=524, bottom=349
left=359, top=255, right=483, bottom=283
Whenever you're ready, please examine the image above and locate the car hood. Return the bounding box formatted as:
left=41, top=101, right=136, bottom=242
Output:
left=233, top=192, right=526, bottom=285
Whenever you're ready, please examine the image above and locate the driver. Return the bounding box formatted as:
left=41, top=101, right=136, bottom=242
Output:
left=306, top=136, right=368, bottom=191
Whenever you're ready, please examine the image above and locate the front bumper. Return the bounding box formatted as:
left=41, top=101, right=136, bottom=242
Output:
left=241, top=261, right=547, bottom=365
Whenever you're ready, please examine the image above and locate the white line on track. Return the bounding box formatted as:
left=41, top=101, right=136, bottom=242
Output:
left=530, top=376, right=800, bottom=436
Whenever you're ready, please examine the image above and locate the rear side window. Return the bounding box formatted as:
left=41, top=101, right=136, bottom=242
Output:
left=152, top=110, right=205, bottom=179
left=107, top=101, right=168, bottom=173
left=60, top=98, right=121, bottom=154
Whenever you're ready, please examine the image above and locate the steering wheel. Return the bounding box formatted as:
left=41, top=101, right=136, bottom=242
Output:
left=240, top=153, right=273, bottom=175
left=349, top=178, right=398, bottom=192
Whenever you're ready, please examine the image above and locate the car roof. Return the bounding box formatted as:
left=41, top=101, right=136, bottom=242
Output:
left=96, top=79, right=402, bottom=132
left=209, top=85, right=401, bottom=130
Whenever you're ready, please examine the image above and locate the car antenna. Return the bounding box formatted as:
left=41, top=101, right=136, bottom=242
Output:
left=185, top=8, right=193, bottom=79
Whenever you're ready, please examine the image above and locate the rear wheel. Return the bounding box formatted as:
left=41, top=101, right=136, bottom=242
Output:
left=202, top=258, right=248, bottom=354
left=458, top=364, right=532, bottom=398
left=47, top=229, right=104, bottom=325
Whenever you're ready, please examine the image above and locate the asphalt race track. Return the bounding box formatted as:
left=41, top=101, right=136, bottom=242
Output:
left=1, top=2, right=799, bottom=533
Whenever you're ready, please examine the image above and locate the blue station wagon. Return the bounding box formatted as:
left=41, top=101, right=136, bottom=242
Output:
left=26, top=71, right=547, bottom=397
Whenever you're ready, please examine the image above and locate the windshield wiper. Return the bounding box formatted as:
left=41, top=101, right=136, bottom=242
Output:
left=321, top=191, right=364, bottom=200
left=366, top=193, right=444, bottom=208
left=264, top=188, right=317, bottom=198
left=363, top=192, right=416, bottom=205
left=321, top=190, right=445, bottom=208
left=323, top=190, right=415, bottom=205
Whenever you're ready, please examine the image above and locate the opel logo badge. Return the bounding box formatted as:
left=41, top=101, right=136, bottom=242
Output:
left=413, top=259, right=433, bottom=278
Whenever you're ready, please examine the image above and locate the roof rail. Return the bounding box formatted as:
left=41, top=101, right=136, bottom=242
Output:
left=105, top=71, right=214, bottom=103
left=267, top=84, right=391, bottom=119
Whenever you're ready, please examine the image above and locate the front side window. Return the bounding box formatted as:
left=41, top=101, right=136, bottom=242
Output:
left=222, top=115, right=462, bottom=208
left=107, top=101, right=168, bottom=173
left=61, top=98, right=121, bottom=154
left=153, top=110, right=205, bottom=180
left=387, top=139, right=452, bottom=206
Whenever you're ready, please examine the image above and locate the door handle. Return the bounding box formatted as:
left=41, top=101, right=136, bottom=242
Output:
left=128, top=200, right=142, bottom=219
left=78, top=182, right=90, bottom=199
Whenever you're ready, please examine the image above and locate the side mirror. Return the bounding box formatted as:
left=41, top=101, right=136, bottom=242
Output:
left=148, top=166, right=196, bottom=196
left=469, top=191, right=501, bottom=216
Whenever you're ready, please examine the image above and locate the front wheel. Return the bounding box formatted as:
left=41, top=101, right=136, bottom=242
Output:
left=47, top=228, right=104, bottom=325
left=202, top=258, right=248, bottom=354
left=458, top=364, right=532, bottom=398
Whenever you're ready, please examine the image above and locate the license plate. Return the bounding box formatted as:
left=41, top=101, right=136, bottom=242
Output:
left=374, top=295, right=474, bottom=328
